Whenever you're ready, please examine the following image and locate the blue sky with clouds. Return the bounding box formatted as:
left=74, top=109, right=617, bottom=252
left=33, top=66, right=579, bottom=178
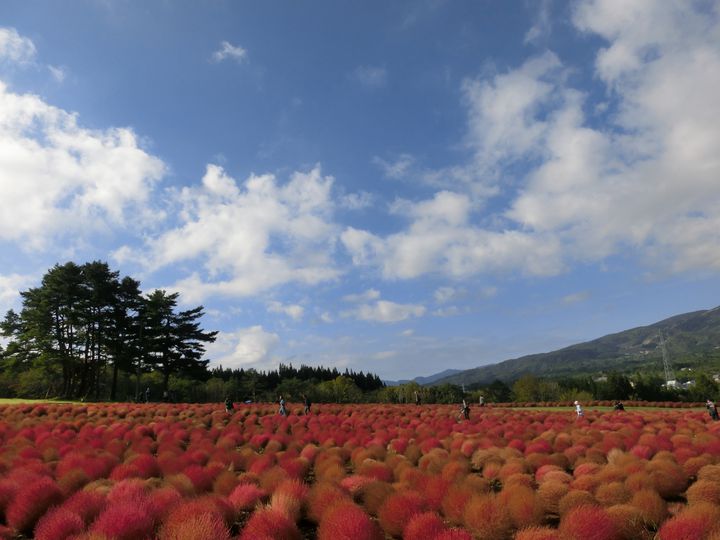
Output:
left=1, top=1, right=720, bottom=380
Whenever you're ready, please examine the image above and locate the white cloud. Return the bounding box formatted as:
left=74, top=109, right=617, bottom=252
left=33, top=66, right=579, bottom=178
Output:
left=268, top=301, right=304, bottom=321
left=432, top=306, right=462, bottom=317
left=342, top=293, right=426, bottom=323
left=0, top=273, right=34, bottom=314
left=524, top=0, right=553, bottom=45
left=350, top=65, right=387, bottom=89
left=344, top=1, right=720, bottom=280
left=339, top=191, right=374, bottom=210
left=48, top=65, right=66, bottom=83
left=372, top=154, right=415, bottom=179
left=434, top=286, right=456, bottom=304
left=562, top=291, right=590, bottom=305
left=0, top=27, right=36, bottom=64
left=206, top=326, right=279, bottom=370
left=342, top=288, right=380, bottom=303
left=400, top=329, right=414, bottom=337
left=118, top=164, right=340, bottom=302
left=0, top=81, right=166, bottom=250
left=211, top=41, right=248, bottom=63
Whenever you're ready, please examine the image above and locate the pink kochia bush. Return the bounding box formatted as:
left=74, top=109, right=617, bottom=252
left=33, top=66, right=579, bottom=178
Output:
left=6, top=477, right=63, bottom=534
left=317, top=502, right=384, bottom=540
left=33, top=507, right=84, bottom=540
left=0, top=401, right=719, bottom=539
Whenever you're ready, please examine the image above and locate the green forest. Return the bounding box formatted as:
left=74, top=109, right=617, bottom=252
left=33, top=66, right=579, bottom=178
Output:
left=2, top=261, right=717, bottom=406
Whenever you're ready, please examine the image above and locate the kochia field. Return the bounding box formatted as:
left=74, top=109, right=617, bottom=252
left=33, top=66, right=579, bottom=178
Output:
left=1, top=402, right=719, bottom=540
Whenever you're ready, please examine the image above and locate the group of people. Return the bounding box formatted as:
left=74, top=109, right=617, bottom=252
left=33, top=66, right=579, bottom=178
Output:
left=222, top=395, right=720, bottom=422
left=574, top=400, right=624, bottom=419
left=224, top=394, right=313, bottom=416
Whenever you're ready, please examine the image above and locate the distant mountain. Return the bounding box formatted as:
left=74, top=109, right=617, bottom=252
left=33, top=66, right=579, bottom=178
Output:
left=385, top=368, right=463, bottom=387
left=433, top=306, right=720, bottom=386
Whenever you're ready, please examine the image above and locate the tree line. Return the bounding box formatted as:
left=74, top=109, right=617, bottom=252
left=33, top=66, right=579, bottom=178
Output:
left=0, top=261, right=217, bottom=401
left=0, top=261, right=388, bottom=404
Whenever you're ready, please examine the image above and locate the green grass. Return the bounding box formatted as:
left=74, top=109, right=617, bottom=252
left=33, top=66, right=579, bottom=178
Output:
left=0, top=397, right=78, bottom=405
left=497, top=405, right=705, bottom=411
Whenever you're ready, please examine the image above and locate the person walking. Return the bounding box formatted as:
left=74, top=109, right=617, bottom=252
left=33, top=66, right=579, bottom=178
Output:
left=458, top=398, right=470, bottom=421
left=414, top=391, right=421, bottom=406
left=145, top=387, right=150, bottom=403
left=479, top=395, right=485, bottom=407
left=278, top=395, right=287, bottom=416
left=302, top=394, right=311, bottom=415
left=225, top=397, right=234, bottom=414
left=707, top=399, right=719, bottom=421
left=574, top=400, right=584, bottom=419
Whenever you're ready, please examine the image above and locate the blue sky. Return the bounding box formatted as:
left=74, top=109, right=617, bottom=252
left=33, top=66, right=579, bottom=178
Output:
left=1, top=1, right=719, bottom=380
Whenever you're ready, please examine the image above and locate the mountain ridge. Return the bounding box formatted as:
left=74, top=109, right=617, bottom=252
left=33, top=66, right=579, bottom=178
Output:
left=430, top=306, right=720, bottom=386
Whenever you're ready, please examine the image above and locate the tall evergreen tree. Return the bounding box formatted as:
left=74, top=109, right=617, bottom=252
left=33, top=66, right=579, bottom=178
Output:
left=142, top=290, right=218, bottom=394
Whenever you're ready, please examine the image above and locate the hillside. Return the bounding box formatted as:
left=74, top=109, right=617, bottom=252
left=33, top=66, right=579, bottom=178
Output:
left=433, top=306, right=720, bottom=386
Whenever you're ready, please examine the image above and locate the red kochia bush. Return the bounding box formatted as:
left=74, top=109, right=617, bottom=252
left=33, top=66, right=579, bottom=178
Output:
left=317, top=502, right=384, bottom=540
left=377, top=490, right=426, bottom=537
left=238, top=507, right=302, bottom=540
left=33, top=508, right=84, bottom=540
left=229, top=483, right=267, bottom=514
left=6, top=477, right=63, bottom=534
left=91, top=499, right=155, bottom=540
left=434, top=528, right=474, bottom=540
left=157, top=511, right=230, bottom=540
left=61, top=489, right=107, bottom=524
left=462, top=494, right=512, bottom=540
left=514, top=526, right=560, bottom=540
left=558, top=505, right=619, bottom=540
left=403, top=511, right=446, bottom=540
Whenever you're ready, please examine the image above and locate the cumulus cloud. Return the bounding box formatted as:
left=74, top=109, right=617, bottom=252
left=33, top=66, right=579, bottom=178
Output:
left=342, top=289, right=425, bottom=323
left=211, top=41, right=248, bottom=63
left=0, top=82, right=166, bottom=250
left=350, top=65, right=387, bottom=89
left=205, top=326, right=279, bottom=369
left=0, top=27, right=36, bottom=64
left=339, top=191, right=374, bottom=210
left=117, top=164, right=340, bottom=303
left=342, top=288, right=380, bottom=303
left=344, top=1, right=720, bottom=280
left=268, top=301, right=304, bottom=321
left=0, top=273, right=34, bottom=314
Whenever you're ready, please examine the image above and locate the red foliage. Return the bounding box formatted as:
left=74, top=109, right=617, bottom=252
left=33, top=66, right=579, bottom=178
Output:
left=238, top=507, right=302, bottom=540
left=33, top=508, right=84, bottom=540
left=558, top=505, right=619, bottom=540
left=61, top=489, right=107, bottom=524
left=90, top=499, right=155, bottom=540
left=434, top=528, right=474, bottom=540
left=514, top=526, right=560, bottom=540
left=441, top=484, right=473, bottom=525
left=403, top=511, right=446, bottom=540
left=317, top=501, right=384, bottom=540
left=377, top=490, right=427, bottom=537
left=307, top=482, right=352, bottom=523
left=463, top=494, right=512, bottom=540
left=229, top=483, right=267, bottom=513
left=157, top=509, right=230, bottom=540
left=6, top=476, right=63, bottom=534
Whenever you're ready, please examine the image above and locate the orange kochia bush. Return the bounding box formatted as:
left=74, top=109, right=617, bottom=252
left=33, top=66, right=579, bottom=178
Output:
left=0, top=402, right=717, bottom=538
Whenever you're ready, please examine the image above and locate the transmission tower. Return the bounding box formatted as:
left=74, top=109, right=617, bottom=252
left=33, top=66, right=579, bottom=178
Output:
left=659, top=331, right=675, bottom=384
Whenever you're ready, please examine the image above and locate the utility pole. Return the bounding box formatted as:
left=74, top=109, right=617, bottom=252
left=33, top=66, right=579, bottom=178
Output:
left=659, top=331, right=674, bottom=385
